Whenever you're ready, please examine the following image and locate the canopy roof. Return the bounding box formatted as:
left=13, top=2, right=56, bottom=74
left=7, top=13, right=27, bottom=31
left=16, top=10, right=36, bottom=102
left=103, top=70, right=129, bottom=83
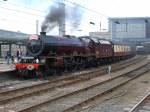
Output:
left=0, top=29, right=29, bottom=43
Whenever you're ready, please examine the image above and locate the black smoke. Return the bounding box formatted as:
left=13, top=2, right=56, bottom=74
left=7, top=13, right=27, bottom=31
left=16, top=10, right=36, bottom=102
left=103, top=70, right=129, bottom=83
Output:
left=41, top=1, right=84, bottom=33
left=41, top=2, right=65, bottom=32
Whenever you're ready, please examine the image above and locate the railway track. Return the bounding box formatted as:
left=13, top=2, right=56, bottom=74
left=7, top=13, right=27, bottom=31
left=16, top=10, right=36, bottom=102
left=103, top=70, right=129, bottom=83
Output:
left=0, top=56, right=144, bottom=100
left=18, top=59, right=149, bottom=112
left=0, top=56, right=143, bottom=91
left=0, top=56, right=148, bottom=112
left=53, top=62, right=149, bottom=112
left=0, top=56, right=140, bottom=90
left=129, top=92, right=150, bottom=112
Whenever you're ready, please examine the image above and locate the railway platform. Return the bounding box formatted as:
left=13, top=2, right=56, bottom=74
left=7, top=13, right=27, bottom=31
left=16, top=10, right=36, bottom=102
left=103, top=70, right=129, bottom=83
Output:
left=0, top=59, right=15, bottom=73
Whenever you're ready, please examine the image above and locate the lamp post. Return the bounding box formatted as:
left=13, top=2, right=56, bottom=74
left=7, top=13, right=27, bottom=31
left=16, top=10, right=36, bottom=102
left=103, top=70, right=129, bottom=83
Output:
left=110, top=20, right=120, bottom=40
left=110, top=21, right=113, bottom=40
left=90, top=22, right=95, bottom=25
left=89, top=21, right=96, bottom=33
left=125, top=18, right=128, bottom=32
left=36, top=20, right=39, bottom=35
left=100, top=21, right=101, bottom=31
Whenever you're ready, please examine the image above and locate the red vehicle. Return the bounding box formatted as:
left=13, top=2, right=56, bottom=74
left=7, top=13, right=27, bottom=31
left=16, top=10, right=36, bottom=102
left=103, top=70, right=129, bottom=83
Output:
left=15, top=56, right=40, bottom=77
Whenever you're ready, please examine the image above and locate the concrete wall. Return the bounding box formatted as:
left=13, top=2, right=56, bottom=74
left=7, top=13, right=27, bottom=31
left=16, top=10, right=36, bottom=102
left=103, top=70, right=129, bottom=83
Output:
left=89, top=32, right=110, bottom=39
left=115, top=23, right=145, bottom=38
left=146, top=21, right=150, bottom=38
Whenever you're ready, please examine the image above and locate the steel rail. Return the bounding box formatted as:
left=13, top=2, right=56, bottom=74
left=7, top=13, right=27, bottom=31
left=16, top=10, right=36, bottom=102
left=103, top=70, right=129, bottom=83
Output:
left=0, top=56, right=143, bottom=93
left=16, top=61, right=149, bottom=112
left=0, top=56, right=144, bottom=105
left=129, top=92, right=150, bottom=112
left=63, top=64, right=149, bottom=112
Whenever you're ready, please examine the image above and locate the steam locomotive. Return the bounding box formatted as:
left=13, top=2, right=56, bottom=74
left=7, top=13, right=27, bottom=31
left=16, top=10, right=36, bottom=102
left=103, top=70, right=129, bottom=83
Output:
left=15, top=32, right=136, bottom=77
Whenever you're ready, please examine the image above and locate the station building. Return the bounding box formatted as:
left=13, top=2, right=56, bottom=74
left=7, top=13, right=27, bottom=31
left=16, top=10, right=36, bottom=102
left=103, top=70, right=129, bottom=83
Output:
left=89, top=32, right=110, bottom=40
left=0, top=29, right=28, bottom=58
left=109, top=17, right=150, bottom=43
left=90, top=17, right=150, bottom=45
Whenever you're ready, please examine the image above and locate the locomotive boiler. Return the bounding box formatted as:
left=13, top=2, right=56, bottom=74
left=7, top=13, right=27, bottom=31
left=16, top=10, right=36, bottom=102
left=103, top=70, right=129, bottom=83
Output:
left=27, top=32, right=85, bottom=57
left=26, top=32, right=98, bottom=74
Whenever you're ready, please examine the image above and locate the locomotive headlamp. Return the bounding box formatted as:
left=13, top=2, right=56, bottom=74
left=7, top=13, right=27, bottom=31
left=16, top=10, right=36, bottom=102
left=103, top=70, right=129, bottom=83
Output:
left=40, top=59, right=46, bottom=64
left=14, top=58, right=18, bottom=63
left=27, top=65, right=34, bottom=70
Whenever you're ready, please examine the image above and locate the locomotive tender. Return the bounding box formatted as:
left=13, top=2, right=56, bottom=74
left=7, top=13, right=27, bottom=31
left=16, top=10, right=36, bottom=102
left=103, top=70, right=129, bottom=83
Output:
left=16, top=32, right=136, bottom=77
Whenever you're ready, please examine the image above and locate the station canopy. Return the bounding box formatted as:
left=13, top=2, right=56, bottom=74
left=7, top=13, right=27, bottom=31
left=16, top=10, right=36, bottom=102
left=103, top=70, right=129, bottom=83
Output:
left=0, top=29, right=29, bottom=44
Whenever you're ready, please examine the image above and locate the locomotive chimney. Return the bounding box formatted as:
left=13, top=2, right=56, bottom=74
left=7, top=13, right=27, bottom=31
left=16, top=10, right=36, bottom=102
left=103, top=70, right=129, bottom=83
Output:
left=40, top=32, right=46, bottom=35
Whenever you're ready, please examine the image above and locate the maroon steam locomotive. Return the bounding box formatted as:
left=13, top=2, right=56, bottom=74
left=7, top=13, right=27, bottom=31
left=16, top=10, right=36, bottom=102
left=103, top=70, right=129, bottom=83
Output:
left=16, top=32, right=136, bottom=77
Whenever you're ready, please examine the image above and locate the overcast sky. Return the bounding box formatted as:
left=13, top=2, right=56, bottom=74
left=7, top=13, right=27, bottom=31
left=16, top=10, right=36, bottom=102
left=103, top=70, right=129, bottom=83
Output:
left=0, top=0, right=150, bottom=35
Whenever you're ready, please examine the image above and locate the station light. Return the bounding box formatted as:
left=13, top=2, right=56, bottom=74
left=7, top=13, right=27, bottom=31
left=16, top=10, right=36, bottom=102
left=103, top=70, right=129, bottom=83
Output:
left=90, top=22, right=95, bottom=25
left=114, top=21, right=120, bottom=24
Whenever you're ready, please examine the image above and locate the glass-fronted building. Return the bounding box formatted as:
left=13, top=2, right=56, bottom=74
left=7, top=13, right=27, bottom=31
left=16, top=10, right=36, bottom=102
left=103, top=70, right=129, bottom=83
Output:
left=109, top=17, right=150, bottom=42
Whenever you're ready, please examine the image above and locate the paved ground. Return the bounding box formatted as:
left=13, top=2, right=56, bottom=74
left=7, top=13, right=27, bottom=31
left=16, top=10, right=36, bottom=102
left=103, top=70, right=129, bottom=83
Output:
left=0, top=59, right=6, bottom=64
left=80, top=56, right=150, bottom=112
left=81, top=71, right=150, bottom=112
left=0, top=59, right=15, bottom=72
left=0, top=64, right=15, bottom=72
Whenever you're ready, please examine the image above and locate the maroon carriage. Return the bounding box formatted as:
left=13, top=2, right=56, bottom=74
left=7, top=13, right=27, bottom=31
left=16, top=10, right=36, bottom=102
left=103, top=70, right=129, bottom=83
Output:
left=79, top=37, right=114, bottom=64
left=97, top=39, right=113, bottom=62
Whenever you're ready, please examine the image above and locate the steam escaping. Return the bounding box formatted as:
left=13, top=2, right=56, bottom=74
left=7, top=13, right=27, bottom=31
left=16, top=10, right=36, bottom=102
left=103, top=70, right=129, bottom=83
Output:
left=41, top=2, right=65, bottom=32
left=41, top=1, right=84, bottom=33
left=67, top=4, right=84, bottom=32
